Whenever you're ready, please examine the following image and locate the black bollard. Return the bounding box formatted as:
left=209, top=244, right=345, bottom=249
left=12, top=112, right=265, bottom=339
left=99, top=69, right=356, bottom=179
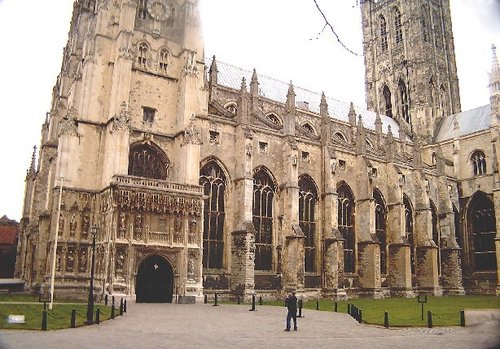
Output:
left=316, top=300, right=319, bottom=310
left=249, top=294, right=256, bottom=311
left=259, top=296, right=263, bottom=306
left=43, top=301, right=47, bottom=311
left=460, top=309, right=465, bottom=327
left=105, top=294, right=108, bottom=306
left=112, top=296, right=115, bottom=306
left=204, top=294, right=207, bottom=304
left=384, top=311, right=389, bottom=328
left=334, top=301, right=338, bottom=313
left=213, top=293, right=219, bottom=307
left=111, top=304, right=116, bottom=319
left=427, top=311, right=433, bottom=328
left=95, top=308, right=100, bottom=325
left=71, top=309, right=76, bottom=328
left=237, top=296, right=240, bottom=305
left=120, top=299, right=124, bottom=316
left=297, top=299, right=303, bottom=318
left=41, top=310, right=48, bottom=331
left=347, top=303, right=351, bottom=315
left=124, top=299, right=127, bottom=313
left=358, top=309, right=363, bottom=323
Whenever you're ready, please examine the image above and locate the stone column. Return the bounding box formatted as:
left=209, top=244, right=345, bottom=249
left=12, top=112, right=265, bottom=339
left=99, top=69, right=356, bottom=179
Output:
left=230, top=224, right=256, bottom=301
left=282, top=225, right=305, bottom=291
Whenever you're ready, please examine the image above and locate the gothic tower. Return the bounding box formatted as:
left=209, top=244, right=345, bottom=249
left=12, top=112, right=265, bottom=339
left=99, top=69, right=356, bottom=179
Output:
left=16, top=0, right=207, bottom=301
left=360, top=0, right=461, bottom=142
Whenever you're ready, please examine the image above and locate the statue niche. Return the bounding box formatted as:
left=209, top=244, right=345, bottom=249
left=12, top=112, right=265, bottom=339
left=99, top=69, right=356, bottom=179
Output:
left=128, top=142, right=170, bottom=180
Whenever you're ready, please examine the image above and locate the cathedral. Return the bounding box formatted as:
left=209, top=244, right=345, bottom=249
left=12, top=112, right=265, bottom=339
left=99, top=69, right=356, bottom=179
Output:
left=15, top=0, right=500, bottom=302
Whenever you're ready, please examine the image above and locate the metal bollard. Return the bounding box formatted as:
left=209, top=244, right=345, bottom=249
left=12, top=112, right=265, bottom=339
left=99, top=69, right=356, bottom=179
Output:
left=384, top=311, right=389, bottom=328
left=41, top=310, right=48, bottom=331
left=297, top=299, right=303, bottom=318
left=120, top=299, right=124, bottom=316
left=237, top=296, right=240, bottom=305
left=259, top=296, right=263, bottom=306
left=71, top=309, right=76, bottom=328
left=460, top=309, right=465, bottom=327
left=358, top=309, right=363, bottom=323
left=427, top=311, right=433, bottom=328
left=111, top=304, right=116, bottom=319
left=316, top=300, right=319, bottom=310
left=95, top=308, right=100, bottom=325
left=213, top=293, right=219, bottom=306
left=105, top=294, right=108, bottom=306
left=204, top=294, right=207, bottom=304
left=124, top=299, right=127, bottom=313
left=347, top=303, right=351, bottom=315
left=334, top=301, right=338, bottom=313
left=112, top=296, right=115, bottom=306
left=249, top=294, right=256, bottom=311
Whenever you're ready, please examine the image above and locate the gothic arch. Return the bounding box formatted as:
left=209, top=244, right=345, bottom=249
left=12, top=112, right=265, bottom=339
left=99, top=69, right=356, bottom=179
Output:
left=264, top=112, right=283, bottom=128
left=379, top=15, right=388, bottom=52
left=299, top=174, right=319, bottom=273
left=223, top=101, right=238, bottom=115
left=337, top=181, right=356, bottom=273
left=403, top=194, right=415, bottom=274
left=301, top=122, right=317, bottom=137
left=469, top=150, right=487, bottom=176
left=430, top=199, right=441, bottom=275
left=465, top=191, right=497, bottom=271
left=398, top=78, right=410, bottom=123
left=128, top=142, right=170, bottom=180
left=374, top=189, right=387, bottom=274
left=253, top=166, right=277, bottom=270
left=200, top=159, right=228, bottom=269
left=382, top=84, right=393, bottom=118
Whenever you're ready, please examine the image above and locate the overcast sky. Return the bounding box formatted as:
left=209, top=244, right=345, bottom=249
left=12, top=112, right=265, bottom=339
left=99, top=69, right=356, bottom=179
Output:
left=0, top=0, right=498, bottom=221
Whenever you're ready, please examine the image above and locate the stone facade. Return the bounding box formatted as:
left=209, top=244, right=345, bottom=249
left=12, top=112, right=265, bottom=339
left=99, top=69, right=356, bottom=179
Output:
left=15, top=0, right=499, bottom=301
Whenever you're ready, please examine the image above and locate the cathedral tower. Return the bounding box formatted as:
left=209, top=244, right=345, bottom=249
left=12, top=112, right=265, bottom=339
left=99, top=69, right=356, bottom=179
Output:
left=360, top=0, right=461, bottom=142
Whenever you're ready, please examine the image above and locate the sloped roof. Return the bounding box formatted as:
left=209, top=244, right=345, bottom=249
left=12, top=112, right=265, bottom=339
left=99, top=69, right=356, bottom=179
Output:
left=212, top=60, right=401, bottom=137
left=0, top=226, right=17, bottom=245
left=435, top=104, right=491, bottom=142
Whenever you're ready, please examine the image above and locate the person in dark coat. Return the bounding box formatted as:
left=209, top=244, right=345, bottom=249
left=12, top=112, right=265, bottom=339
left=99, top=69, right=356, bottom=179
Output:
left=284, top=291, right=298, bottom=331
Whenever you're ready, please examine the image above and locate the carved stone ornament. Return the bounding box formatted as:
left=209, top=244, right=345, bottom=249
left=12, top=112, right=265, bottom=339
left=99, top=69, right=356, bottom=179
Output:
left=119, top=46, right=134, bottom=60
left=183, top=121, right=202, bottom=145
left=59, top=108, right=79, bottom=136
left=184, top=50, right=199, bottom=77
left=147, top=1, right=173, bottom=21
left=111, top=101, right=131, bottom=133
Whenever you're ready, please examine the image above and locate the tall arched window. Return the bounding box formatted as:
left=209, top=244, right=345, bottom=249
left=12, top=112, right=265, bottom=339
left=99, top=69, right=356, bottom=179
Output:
left=253, top=168, right=276, bottom=271
left=383, top=85, right=393, bottom=118
left=128, top=143, right=169, bottom=180
left=398, top=79, right=410, bottom=123
left=374, top=190, right=387, bottom=274
left=137, top=43, right=149, bottom=68
left=299, top=175, right=318, bottom=273
left=200, top=161, right=227, bottom=269
left=468, top=192, right=497, bottom=271
left=380, top=15, right=388, bottom=52
left=404, top=195, right=415, bottom=274
left=430, top=200, right=441, bottom=275
left=338, top=182, right=355, bottom=273
left=394, top=7, right=403, bottom=44
left=471, top=151, right=487, bottom=176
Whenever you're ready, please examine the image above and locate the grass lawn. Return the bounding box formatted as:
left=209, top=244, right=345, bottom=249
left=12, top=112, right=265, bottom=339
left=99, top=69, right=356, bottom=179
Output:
left=0, top=294, right=114, bottom=330
left=263, top=296, right=500, bottom=327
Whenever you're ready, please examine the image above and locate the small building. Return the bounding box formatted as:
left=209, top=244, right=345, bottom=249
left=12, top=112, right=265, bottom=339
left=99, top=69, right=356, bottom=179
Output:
left=0, top=215, right=18, bottom=278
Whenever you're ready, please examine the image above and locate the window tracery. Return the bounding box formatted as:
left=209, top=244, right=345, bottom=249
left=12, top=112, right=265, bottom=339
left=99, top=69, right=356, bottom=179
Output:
left=468, top=192, right=496, bottom=271
left=383, top=85, right=393, bottom=118
left=398, top=79, right=410, bottom=123
left=374, top=190, right=387, bottom=274
left=471, top=151, right=487, bottom=176
left=199, top=161, right=227, bottom=269
left=159, top=49, right=169, bottom=73
left=253, top=168, right=275, bottom=271
left=404, top=195, right=415, bottom=274
left=299, top=175, right=317, bottom=273
left=338, top=182, right=355, bottom=273
left=138, top=0, right=149, bottom=20
left=137, top=42, right=149, bottom=68
left=380, top=15, right=388, bottom=52
left=394, top=7, right=403, bottom=44
left=128, top=143, right=169, bottom=180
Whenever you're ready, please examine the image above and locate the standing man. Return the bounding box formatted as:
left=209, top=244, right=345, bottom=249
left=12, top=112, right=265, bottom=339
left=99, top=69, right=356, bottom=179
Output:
left=284, top=291, right=298, bottom=331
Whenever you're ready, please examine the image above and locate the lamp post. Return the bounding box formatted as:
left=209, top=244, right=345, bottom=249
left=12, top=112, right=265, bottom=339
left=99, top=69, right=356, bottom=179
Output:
left=85, top=226, right=98, bottom=325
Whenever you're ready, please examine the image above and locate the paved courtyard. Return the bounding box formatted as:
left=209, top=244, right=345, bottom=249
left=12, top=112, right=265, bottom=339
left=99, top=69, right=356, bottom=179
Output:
left=1, top=303, right=499, bottom=349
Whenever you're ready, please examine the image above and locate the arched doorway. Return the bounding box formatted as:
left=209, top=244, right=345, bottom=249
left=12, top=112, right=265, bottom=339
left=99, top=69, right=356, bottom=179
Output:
left=136, top=255, right=174, bottom=303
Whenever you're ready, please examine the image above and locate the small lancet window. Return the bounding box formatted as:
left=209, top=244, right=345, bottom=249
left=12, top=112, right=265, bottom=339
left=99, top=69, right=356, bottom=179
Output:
left=398, top=79, right=410, bottom=123
left=159, top=49, right=169, bottom=73
left=383, top=85, right=393, bottom=118
left=394, top=7, right=403, bottom=44
left=380, top=15, right=388, bottom=52
left=471, top=151, right=487, bottom=176
left=138, top=43, right=149, bottom=68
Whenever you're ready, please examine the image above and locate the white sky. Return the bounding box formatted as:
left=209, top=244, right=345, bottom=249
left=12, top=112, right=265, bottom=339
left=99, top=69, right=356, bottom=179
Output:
left=0, top=0, right=498, bottom=221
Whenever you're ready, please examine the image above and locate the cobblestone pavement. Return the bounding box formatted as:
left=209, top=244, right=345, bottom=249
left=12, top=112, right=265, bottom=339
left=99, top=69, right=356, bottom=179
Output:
left=1, top=303, right=499, bottom=349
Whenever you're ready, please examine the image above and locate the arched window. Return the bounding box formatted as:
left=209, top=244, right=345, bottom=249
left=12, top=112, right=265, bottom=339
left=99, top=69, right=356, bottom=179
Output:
left=200, top=161, right=226, bottom=269
left=253, top=168, right=276, bottom=271
left=299, top=175, right=318, bottom=273
left=138, top=0, right=148, bottom=20
left=398, top=79, right=410, bottom=123
left=453, top=205, right=462, bottom=249
left=394, top=7, right=403, bottom=44
left=128, top=143, right=169, bottom=180
left=383, top=85, right=393, bottom=118
left=430, top=200, right=441, bottom=275
left=404, top=195, right=415, bottom=274
left=471, top=151, right=487, bottom=176
left=380, top=15, right=388, bottom=52
left=137, top=43, right=149, bottom=68
left=468, top=192, right=497, bottom=271
left=433, top=10, right=442, bottom=50
left=338, top=182, right=355, bottom=273
left=159, top=49, right=169, bottom=73
left=374, top=190, right=387, bottom=274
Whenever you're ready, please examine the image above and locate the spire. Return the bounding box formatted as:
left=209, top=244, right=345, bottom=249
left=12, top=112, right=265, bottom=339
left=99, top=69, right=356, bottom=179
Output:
left=374, top=112, right=382, bottom=134
left=240, top=77, right=248, bottom=94
left=286, top=81, right=296, bottom=112
left=348, top=102, right=357, bottom=126
left=237, top=77, right=249, bottom=122
left=27, top=145, right=37, bottom=178
left=492, top=44, right=498, bottom=71
left=489, top=44, right=500, bottom=96
left=209, top=55, right=218, bottom=85
left=320, top=92, right=329, bottom=117
left=250, top=69, right=259, bottom=97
